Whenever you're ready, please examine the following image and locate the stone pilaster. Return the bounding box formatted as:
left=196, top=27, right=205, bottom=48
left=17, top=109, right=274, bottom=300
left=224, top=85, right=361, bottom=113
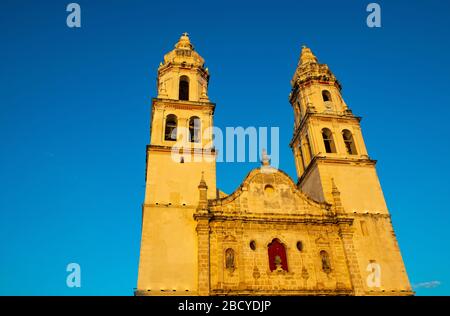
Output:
left=195, top=172, right=211, bottom=296
left=196, top=218, right=211, bottom=296
left=338, top=222, right=365, bottom=295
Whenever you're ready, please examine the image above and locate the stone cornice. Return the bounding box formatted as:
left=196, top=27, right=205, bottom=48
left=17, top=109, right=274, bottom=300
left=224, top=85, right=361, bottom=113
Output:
left=348, top=212, right=391, bottom=219
left=298, top=155, right=377, bottom=186
left=193, top=212, right=213, bottom=222
left=364, top=290, right=415, bottom=296
left=134, top=289, right=198, bottom=296
left=143, top=203, right=197, bottom=209
left=206, top=213, right=354, bottom=226
left=152, top=98, right=215, bottom=113
left=211, top=288, right=354, bottom=296
left=158, top=63, right=209, bottom=80
left=147, top=144, right=217, bottom=155
left=289, top=79, right=341, bottom=104
left=291, top=62, right=341, bottom=90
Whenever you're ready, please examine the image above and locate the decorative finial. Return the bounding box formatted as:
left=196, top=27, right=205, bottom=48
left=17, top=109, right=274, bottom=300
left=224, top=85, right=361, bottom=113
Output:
left=261, top=149, right=270, bottom=166
left=175, top=32, right=193, bottom=50
left=200, top=83, right=209, bottom=101
left=198, top=171, right=208, bottom=189
left=300, top=45, right=318, bottom=64
left=331, top=178, right=339, bottom=194
left=197, top=171, right=209, bottom=213
left=331, top=177, right=343, bottom=213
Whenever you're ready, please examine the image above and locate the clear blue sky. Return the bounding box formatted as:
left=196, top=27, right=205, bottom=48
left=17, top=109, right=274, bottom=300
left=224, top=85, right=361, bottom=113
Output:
left=1, top=0, right=449, bottom=296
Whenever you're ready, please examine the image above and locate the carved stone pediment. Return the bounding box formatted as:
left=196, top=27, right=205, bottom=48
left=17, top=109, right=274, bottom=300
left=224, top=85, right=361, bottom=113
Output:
left=315, top=236, right=330, bottom=246
left=223, top=235, right=237, bottom=242
left=209, top=168, right=331, bottom=218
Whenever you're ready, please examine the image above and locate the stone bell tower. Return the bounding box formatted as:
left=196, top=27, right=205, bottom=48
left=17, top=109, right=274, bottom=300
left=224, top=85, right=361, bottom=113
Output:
left=289, top=45, right=387, bottom=214
left=136, top=33, right=217, bottom=295
left=289, top=46, right=413, bottom=294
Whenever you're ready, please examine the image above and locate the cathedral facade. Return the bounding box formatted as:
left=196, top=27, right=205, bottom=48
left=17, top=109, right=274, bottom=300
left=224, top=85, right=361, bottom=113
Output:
left=135, top=34, right=413, bottom=296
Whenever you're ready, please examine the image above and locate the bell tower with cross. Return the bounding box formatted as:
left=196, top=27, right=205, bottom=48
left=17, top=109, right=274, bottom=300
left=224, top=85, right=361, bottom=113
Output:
left=289, top=45, right=412, bottom=294
left=136, top=33, right=217, bottom=295
left=289, top=45, right=386, bottom=213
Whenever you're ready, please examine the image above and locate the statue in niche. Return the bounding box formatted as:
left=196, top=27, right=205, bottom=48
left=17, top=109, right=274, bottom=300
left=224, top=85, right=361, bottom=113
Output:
left=320, top=250, right=332, bottom=273
left=225, top=248, right=235, bottom=272
left=274, top=255, right=283, bottom=272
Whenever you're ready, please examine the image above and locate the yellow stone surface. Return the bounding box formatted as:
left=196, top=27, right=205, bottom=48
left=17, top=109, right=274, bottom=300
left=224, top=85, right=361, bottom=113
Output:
left=136, top=35, right=413, bottom=296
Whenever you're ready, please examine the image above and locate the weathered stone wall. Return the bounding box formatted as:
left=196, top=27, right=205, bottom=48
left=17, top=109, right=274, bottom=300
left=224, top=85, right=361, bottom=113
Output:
left=209, top=221, right=354, bottom=295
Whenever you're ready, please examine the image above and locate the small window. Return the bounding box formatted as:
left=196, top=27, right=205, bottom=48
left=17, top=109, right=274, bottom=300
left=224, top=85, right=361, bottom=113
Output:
left=225, top=248, right=235, bottom=272
left=296, top=241, right=303, bottom=252
left=320, top=250, right=332, bottom=273
left=164, top=114, right=177, bottom=141
left=322, top=90, right=332, bottom=102
left=250, top=240, right=256, bottom=251
left=342, top=129, right=357, bottom=155
left=305, top=134, right=313, bottom=160
left=179, top=75, right=189, bottom=101
left=189, top=116, right=201, bottom=143
left=322, top=128, right=336, bottom=153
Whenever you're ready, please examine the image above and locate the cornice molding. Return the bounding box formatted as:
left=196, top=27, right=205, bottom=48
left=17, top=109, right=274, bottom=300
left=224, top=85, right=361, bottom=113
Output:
left=298, top=155, right=377, bottom=186
left=210, top=288, right=354, bottom=296
left=147, top=144, right=217, bottom=155
left=152, top=98, right=215, bottom=113
left=205, top=213, right=354, bottom=226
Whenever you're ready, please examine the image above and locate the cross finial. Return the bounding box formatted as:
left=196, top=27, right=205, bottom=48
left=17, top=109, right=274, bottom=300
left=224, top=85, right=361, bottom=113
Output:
left=261, top=149, right=270, bottom=166
left=182, top=32, right=189, bottom=37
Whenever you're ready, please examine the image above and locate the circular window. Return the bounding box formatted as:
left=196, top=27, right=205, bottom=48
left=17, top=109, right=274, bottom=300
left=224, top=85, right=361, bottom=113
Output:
left=250, top=240, right=256, bottom=251
left=296, top=241, right=303, bottom=252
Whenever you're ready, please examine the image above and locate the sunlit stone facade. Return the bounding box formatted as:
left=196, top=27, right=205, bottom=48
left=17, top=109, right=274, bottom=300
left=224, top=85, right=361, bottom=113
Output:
left=135, top=34, right=413, bottom=296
